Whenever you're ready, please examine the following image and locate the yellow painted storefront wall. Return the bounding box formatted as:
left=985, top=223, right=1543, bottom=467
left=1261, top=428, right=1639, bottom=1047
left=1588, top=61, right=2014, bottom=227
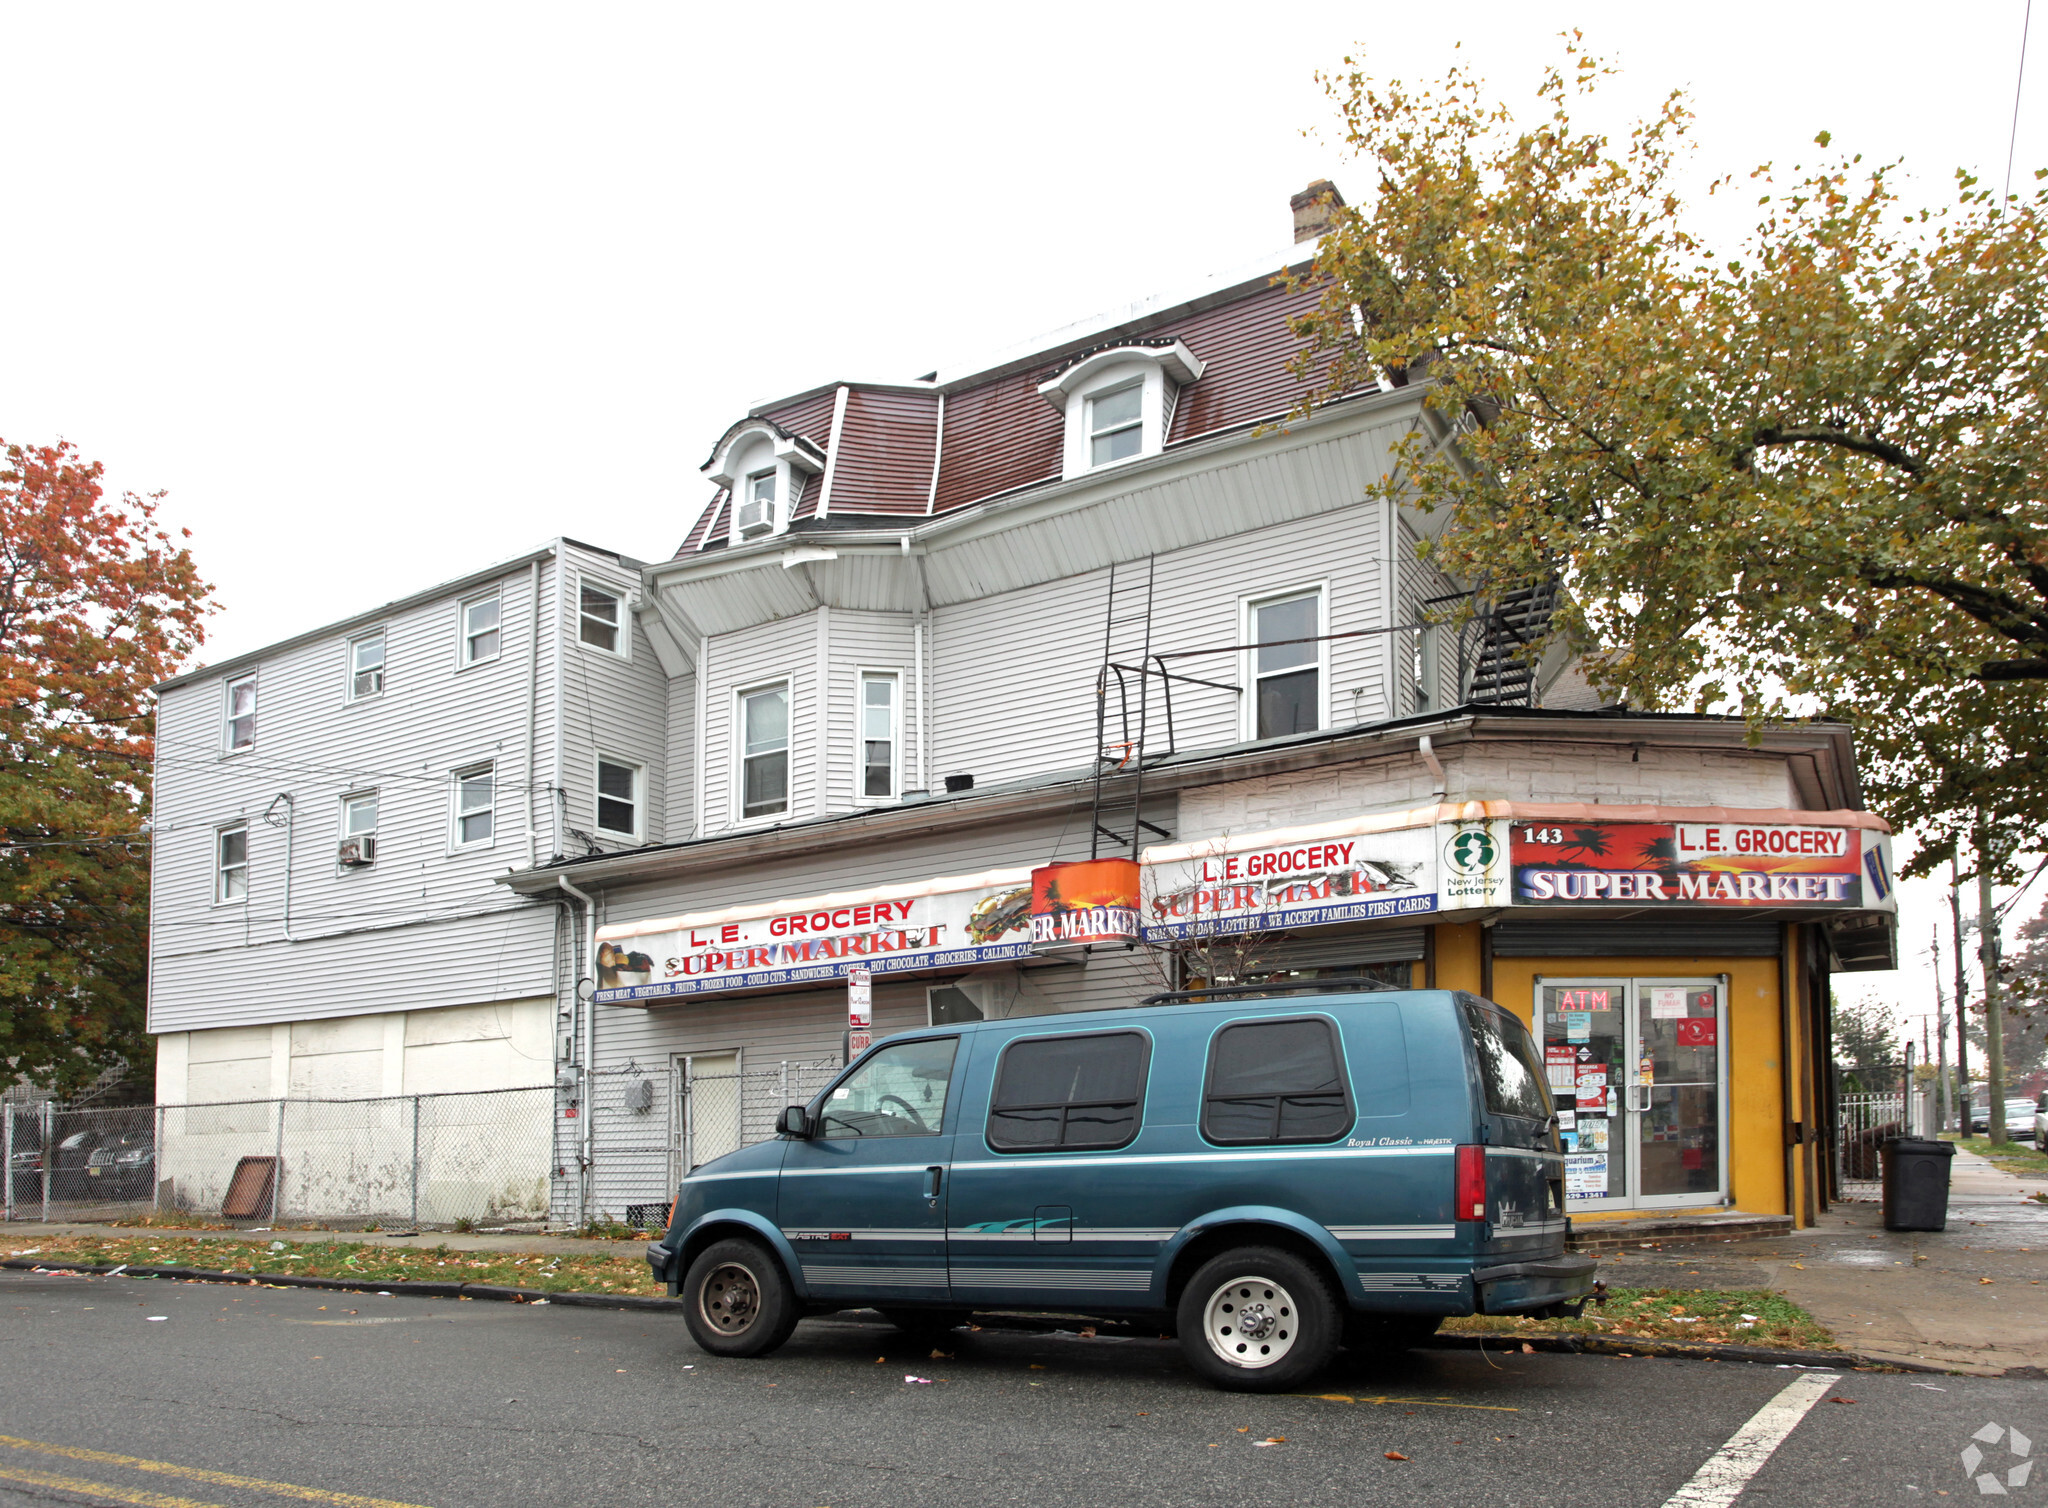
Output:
left=1424, top=925, right=1801, bottom=1222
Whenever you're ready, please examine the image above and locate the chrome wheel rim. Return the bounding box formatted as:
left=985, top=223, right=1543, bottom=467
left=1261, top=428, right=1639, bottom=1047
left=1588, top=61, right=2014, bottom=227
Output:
left=697, top=1261, right=762, bottom=1335
left=1201, top=1273, right=1299, bottom=1369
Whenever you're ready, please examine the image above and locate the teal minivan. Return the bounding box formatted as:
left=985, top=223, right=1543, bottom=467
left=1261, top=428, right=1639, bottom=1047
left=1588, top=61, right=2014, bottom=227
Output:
left=648, top=984, right=1595, bottom=1391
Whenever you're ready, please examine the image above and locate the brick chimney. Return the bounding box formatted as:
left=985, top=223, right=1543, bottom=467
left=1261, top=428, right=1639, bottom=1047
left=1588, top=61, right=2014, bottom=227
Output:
left=1290, top=180, right=1346, bottom=243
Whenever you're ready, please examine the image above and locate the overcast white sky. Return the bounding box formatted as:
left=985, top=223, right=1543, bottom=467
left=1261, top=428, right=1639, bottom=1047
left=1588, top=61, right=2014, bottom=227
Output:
left=2, top=1, right=2037, bottom=1040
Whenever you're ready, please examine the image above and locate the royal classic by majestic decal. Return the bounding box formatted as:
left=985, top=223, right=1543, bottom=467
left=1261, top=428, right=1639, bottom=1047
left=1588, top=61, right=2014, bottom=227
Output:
left=1511, top=822, right=1876, bottom=907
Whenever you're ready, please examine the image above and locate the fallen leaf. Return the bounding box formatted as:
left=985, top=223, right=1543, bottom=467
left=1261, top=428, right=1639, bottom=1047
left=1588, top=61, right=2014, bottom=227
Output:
left=1833, top=1397, right=1857, bottom=1404
left=1385, top=1451, right=1409, bottom=1461
left=929, top=1349, right=952, bottom=1360
left=1078, top=1326, right=1097, bottom=1338
left=1980, top=1278, right=1995, bottom=1285
left=1521, top=1343, right=1535, bottom=1353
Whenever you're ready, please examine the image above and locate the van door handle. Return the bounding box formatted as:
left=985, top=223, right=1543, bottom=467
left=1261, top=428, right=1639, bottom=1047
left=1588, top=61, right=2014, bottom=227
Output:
left=923, top=1166, right=943, bottom=1201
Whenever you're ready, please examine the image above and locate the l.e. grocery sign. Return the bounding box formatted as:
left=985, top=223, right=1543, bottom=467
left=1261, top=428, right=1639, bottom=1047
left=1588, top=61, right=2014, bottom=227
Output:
left=1512, top=822, right=1866, bottom=906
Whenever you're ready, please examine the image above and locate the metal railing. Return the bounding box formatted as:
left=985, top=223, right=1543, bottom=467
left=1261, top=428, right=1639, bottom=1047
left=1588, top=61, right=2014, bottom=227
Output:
left=1834, top=1090, right=1906, bottom=1195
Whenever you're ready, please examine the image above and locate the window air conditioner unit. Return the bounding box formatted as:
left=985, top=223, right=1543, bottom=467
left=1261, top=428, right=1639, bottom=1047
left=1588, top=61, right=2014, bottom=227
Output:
left=338, top=836, right=377, bottom=867
left=735, top=498, right=774, bottom=537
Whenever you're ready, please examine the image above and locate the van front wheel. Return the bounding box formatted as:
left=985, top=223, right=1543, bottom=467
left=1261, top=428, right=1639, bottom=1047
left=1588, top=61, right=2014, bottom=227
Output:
left=1176, top=1247, right=1341, bottom=1392
left=681, top=1238, right=800, bottom=1358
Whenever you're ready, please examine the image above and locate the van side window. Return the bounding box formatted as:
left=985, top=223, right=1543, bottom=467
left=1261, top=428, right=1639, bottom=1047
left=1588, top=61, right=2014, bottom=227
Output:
left=820, top=1037, right=957, bottom=1138
left=987, top=1031, right=1150, bottom=1152
left=1201, top=1017, right=1353, bottom=1146
left=1464, top=1003, right=1550, bottom=1121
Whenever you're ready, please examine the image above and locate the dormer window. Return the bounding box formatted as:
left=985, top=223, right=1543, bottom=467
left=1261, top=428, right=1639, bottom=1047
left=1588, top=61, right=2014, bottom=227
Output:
left=1088, top=383, right=1143, bottom=467
left=1039, top=340, right=1205, bottom=481
left=700, top=416, right=826, bottom=546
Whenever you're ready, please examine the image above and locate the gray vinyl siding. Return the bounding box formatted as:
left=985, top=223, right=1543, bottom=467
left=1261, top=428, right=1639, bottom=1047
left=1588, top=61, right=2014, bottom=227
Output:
left=149, top=554, right=567, bottom=1035
left=822, top=610, right=920, bottom=809
left=663, top=672, right=697, bottom=839
left=1397, top=517, right=1463, bottom=715
left=929, top=502, right=1389, bottom=785
left=696, top=612, right=821, bottom=833
left=556, top=546, right=670, bottom=854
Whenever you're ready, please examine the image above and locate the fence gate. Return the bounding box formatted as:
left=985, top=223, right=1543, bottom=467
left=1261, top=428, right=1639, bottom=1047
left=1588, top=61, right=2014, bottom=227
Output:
left=1835, top=1090, right=1905, bottom=1194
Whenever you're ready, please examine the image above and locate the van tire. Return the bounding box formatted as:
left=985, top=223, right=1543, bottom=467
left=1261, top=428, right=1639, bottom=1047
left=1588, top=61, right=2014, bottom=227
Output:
left=680, top=1238, right=801, bottom=1358
left=1176, top=1247, right=1341, bottom=1393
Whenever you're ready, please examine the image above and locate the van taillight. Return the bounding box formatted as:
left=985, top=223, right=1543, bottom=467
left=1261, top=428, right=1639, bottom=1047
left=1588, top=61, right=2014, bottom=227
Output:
left=1455, top=1144, right=1487, bottom=1222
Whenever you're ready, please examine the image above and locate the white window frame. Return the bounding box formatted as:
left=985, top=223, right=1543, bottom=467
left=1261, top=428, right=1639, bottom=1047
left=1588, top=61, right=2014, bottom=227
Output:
left=459, top=588, right=504, bottom=669
left=577, top=579, right=629, bottom=659
left=594, top=754, right=643, bottom=840
left=215, top=822, right=249, bottom=904
left=733, top=680, right=792, bottom=825
left=1085, top=381, right=1145, bottom=469
left=222, top=674, right=257, bottom=753
left=1039, top=343, right=1204, bottom=481
left=340, top=790, right=379, bottom=839
left=855, top=669, right=902, bottom=804
left=451, top=761, right=496, bottom=849
left=346, top=629, right=386, bottom=703
left=1239, top=583, right=1329, bottom=741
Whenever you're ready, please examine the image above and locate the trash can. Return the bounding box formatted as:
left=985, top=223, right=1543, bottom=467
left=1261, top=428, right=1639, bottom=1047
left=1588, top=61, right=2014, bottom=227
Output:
left=1880, top=1136, right=1955, bottom=1232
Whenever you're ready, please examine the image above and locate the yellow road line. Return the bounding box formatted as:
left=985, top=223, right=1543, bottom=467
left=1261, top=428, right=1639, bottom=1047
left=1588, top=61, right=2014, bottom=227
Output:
left=0, top=1437, right=437, bottom=1508
left=1292, top=1392, right=1521, bottom=1412
left=0, top=1462, right=234, bottom=1508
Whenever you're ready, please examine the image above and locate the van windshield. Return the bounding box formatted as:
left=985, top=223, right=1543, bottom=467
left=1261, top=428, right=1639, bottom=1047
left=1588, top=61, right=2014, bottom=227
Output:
left=1464, top=1003, right=1550, bottom=1121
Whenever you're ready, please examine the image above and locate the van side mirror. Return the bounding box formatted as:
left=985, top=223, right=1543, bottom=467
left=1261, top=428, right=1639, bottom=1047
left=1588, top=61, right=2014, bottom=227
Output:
left=777, top=1105, right=813, bottom=1139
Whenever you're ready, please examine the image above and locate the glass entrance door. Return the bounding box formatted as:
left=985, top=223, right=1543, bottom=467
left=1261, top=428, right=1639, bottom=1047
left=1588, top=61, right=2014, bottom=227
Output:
left=1538, top=978, right=1727, bottom=1211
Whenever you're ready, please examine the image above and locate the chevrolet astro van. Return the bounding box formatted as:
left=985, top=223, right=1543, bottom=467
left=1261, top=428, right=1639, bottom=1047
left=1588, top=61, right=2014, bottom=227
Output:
left=647, top=985, right=1596, bottom=1391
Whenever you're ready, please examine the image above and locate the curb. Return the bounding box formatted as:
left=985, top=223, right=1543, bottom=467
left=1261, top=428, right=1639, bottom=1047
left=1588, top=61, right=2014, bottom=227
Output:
left=0, top=1258, right=686, bottom=1315
left=0, top=1259, right=1971, bottom=1374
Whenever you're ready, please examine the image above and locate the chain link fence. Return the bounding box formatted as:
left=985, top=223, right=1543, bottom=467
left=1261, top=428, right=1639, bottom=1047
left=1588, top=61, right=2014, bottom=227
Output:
left=3, top=1058, right=846, bottom=1231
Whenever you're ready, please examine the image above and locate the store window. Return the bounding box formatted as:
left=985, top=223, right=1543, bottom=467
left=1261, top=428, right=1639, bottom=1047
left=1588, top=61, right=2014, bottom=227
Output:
left=987, top=1031, right=1150, bottom=1152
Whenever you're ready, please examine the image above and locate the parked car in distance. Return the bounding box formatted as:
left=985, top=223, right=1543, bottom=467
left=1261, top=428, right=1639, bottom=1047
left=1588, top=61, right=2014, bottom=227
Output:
left=84, top=1132, right=155, bottom=1198
left=2031, top=1094, right=2047, bottom=1146
left=1970, top=1097, right=2039, bottom=1139
left=650, top=986, right=1595, bottom=1393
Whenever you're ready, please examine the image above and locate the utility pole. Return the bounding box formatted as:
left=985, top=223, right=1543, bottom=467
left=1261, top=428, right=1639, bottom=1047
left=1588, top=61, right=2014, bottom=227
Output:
left=1951, top=860, right=1972, bottom=1106
left=1979, top=829, right=2009, bottom=1146
left=1933, top=925, right=1953, bottom=1133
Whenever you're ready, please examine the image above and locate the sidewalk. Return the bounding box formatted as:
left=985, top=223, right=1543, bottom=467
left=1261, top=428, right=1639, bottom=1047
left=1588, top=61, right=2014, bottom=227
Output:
left=1602, top=1145, right=2048, bottom=1375
left=0, top=1222, right=656, bottom=1260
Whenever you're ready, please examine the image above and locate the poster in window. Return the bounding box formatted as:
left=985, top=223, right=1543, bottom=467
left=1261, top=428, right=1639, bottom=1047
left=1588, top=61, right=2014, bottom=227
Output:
left=1565, top=1153, right=1609, bottom=1199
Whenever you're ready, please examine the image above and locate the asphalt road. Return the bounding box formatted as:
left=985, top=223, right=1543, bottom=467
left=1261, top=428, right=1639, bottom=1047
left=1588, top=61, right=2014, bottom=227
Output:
left=1, top=1270, right=2042, bottom=1508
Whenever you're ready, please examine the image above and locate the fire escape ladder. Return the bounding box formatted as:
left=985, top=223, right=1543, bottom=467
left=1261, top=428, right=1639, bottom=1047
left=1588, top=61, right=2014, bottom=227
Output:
left=1465, top=580, right=1560, bottom=707
left=1088, top=556, right=1169, bottom=861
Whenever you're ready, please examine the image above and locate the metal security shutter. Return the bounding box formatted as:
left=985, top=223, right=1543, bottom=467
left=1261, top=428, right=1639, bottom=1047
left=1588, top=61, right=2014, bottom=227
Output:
left=1255, top=928, right=1428, bottom=971
left=1490, top=918, right=1781, bottom=957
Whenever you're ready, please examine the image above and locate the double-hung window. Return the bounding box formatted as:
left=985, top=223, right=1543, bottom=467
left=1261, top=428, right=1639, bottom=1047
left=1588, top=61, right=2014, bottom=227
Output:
left=596, top=757, right=640, bottom=838
left=342, top=791, right=379, bottom=839
left=462, top=590, right=502, bottom=666
left=1087, top=382, right=1143, bottom=467
left=739, top=684, right=789, bottom=820
left=216, top=824, right=249, bottom=902
left=348, top=631, right=385, bottom=701
left=859, top=672, right=898, bottom=800
left=1248, top=589, right=1323, bottom=739
left=453, top=763, right=495, bottom=845
left=579, top=584, right=622, bottom=652
left=224, top=675, right=257, bottom=752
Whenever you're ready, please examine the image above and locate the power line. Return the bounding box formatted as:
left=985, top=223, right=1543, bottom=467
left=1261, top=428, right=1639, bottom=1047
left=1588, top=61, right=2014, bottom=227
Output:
left=2008, top=0, right=2035, bottom=211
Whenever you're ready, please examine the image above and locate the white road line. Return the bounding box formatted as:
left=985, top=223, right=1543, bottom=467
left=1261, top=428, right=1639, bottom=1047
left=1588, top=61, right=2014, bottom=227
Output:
left=1660, top=1371, right=1840, bottom=1508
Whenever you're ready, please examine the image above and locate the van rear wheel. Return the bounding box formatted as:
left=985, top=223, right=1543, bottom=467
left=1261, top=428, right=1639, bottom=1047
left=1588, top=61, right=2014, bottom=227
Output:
left=1176, top=1247, right=1340, bottom=1393
left=681, top=1238, right=800, bottom=1358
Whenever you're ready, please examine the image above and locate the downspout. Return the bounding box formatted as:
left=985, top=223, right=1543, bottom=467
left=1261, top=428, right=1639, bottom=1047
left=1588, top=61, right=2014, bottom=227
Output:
left=1418, top=735, right=1447, bottom=802
left=550, top=540, right=568, bottom=861
left=1779, top=922, right=1800, bottom=1224
left=556, top=872, right=599, bottom=1224
left=525, top=556, right=543, bottom=869
left=266, top=794, right=298, bottom=942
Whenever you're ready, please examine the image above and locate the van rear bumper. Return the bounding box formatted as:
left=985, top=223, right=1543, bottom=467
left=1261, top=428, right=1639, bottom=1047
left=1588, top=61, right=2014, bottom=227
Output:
left=1471, top=1253, right=1598, bottom=1315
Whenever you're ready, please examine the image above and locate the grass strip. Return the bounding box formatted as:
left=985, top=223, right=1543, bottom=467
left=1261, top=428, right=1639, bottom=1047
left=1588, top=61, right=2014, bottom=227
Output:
left=1442, top=1285, right=1834, bottom=1350
left=1951, top=1135, right=2048, bottom=1180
